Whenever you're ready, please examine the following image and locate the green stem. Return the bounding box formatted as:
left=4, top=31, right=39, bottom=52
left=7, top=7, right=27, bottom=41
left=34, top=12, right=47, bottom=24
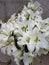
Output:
left=32, top=58, right=34, bottom=65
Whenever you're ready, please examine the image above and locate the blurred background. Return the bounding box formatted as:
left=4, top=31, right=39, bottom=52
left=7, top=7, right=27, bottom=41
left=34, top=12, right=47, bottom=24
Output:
left=0, top=0, right=49, bottom=65
left=0, top=0, right=49, bottom=20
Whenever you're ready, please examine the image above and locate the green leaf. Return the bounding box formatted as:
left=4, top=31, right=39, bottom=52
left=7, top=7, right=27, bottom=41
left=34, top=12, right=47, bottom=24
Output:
left=44, top=48, right=49, bottom=52
left=32, top=58, right=34, bottom=65
left=28, top=56, right=34, bottom=65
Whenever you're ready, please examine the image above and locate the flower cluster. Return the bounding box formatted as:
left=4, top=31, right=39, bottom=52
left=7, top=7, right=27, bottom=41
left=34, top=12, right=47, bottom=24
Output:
left=0, top=1, right=49, bottom=65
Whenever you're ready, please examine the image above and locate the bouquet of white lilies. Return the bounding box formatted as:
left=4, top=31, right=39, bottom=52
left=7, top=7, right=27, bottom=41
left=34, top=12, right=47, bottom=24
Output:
left=0, top=0, right=49, bottom=65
